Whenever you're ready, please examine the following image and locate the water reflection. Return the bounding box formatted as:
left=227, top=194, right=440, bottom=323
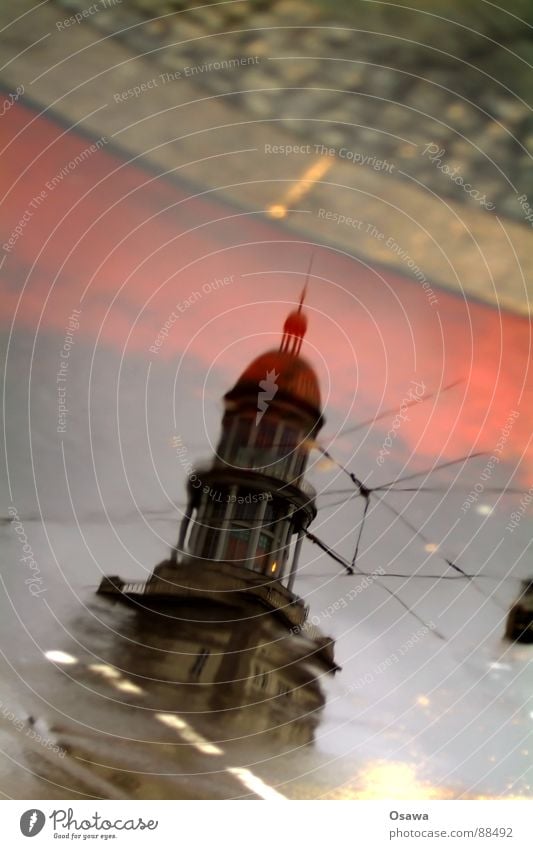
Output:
left=87, top=595, right=332, bottom=749
left=23, top=596, right=335, bottom=799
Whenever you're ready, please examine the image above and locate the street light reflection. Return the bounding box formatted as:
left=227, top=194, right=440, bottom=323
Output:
left=354, top=761, right=439, bottom=800
left=112, top=679, right=144, bottom=695
left=267, top=156, right=332, bottom=220
left=155, top=712, right=223, bottom=756
left=44, top=650, right=77, bottom=665
left=226, top=767, right=287, bottom=801
left=88, top=663, right=121, bottom=679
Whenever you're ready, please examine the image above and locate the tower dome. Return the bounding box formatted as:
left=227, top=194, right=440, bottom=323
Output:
left=226, top=349, right=321, bottom=417
left=225, top=282, right=322, bottom=419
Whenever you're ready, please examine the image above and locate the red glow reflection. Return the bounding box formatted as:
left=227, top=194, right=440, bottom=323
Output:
left=1, top=101, right=531, bottom=470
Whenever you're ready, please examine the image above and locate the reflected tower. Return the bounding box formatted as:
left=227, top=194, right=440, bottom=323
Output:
left=175, top=286, right=323, bottom=594
left=99, top=290, right=336, bottom=670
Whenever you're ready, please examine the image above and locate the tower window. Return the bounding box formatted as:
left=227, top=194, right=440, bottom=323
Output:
left=207, top=493, right=229, bottom=520
left=201, top=531, right=220, bottom=560
left=233, top=499, right=261, bottom=521
left=279, top=425, right=299, bottom=453
left=258, top=532, right=272, bottom=551
left=293, top=451, right=307, bottom=477
left=225, top=528, right=251, bottom=562
left=189, top=648, right=210, bottom=680
left=264, top=500, right=287, bottom=524
left=250, top=531, right=273, bottom=572
left=255, top=417, right=277, bottom=450
left=229, top=416, right=253, bottom=463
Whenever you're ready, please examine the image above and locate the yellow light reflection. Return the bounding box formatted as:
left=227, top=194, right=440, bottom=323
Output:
left=88, top=663, right=121, bottom=680
left=113, top=679, right=143, bottom=695
left=267, top=204, right=287, bottom=219
left=44, top=650, right=77, bottom=665
left=271, top=562, right=277, bottom=573
left=355, top=761, right=440, bottom=800
left=226, top=767, right=287, bottom=801
left=316, top=457, right=336, bottom=471
left=417, top=695, right=430, bottom=707
left=316, top=761, right=532, bottom=800
left=267, top=157, right=333, bottom=220
left=155, top=713, right=223, bottom=756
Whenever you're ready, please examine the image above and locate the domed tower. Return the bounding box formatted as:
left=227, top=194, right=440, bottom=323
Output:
left=98, top=289, right=337, bottom=665
left=174, top=287, right=324, bottom=596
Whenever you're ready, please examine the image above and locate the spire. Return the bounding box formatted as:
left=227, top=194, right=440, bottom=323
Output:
left=280, top=255, right=313, bottom=355
left=298, top=252, right=313, bottom=311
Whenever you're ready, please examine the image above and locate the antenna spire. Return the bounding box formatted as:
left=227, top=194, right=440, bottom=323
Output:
left=298, top=252, right=314, bottom=312
left=280, top=254, right=314, bottom=355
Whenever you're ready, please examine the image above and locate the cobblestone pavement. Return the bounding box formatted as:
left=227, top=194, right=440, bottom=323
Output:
left=2, top=0, right=533, bottom=313
left=53, top=0, right=533, bottom=223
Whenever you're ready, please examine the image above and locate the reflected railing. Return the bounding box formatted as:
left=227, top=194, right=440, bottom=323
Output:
left=211, top=448, right=315, bottom=499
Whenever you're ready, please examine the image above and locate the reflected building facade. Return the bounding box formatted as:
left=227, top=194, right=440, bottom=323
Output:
left=98, top=291, right=338, bottom=745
